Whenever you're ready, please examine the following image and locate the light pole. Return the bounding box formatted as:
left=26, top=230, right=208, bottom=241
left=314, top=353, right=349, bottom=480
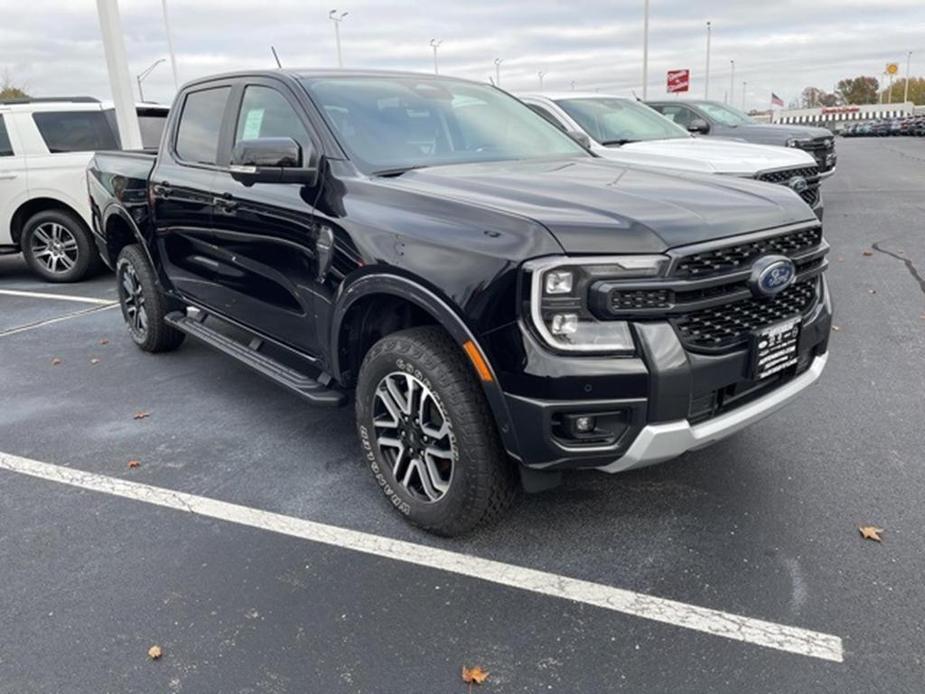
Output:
left=494, top=58, right=503, bottom=87
left=641, top=0, right=650, bottom=99
left=728, top=59, right=735, bottom=105
left=704, top=21, right=711, bottom=99
left=430, top=39, right=442, bottom=75
left=96, top=0, right=143, bottom=150
left=538, top=71, right=546, bottom=90
left=904, top=51, right=913, bottom=103
left=741, top=81, right=747, bottom=110
left=570, top=80, right=575, bottom=91
left=328, top=9, right=348, bottom=68
left=161, top=0, right=178, bottom=89
left=136, top=58, right=165, bottom=102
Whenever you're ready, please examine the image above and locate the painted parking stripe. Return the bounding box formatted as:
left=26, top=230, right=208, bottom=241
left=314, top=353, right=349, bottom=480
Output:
left=0, top=452, right=843, bottom=663
left=0, top=288, right=116, bottom=305
left=0, top=303, right=119, bottom=338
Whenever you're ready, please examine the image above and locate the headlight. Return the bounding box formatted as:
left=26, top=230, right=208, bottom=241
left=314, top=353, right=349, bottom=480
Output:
left=525, top=255, right=668, bottom=354
left=785, top=138, right=798, bottom=147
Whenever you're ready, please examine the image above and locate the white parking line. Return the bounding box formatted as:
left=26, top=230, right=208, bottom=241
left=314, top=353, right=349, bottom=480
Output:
left=0, top=303, right=119, bottom=338
left=0, top=288, right=116, bottom=305
left=0, top=451, right=844, bottom=663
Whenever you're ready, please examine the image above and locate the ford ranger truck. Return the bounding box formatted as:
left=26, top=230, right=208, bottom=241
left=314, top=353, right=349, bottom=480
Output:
left=87, top=70, right=832, bottom=536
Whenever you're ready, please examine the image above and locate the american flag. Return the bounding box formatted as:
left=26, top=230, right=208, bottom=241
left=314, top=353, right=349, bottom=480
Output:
left=771, top=93, right=784, bottom=107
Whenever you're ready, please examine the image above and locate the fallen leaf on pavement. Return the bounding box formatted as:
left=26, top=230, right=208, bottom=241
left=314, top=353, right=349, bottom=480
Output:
left=832, top=325, right=840, bottom=332
left=862, top=251, right=873, bottom=257
left=859, top=526, right=884, bottom=542
left=868, top=289, right=877, bottom=294
left=51, top=358, right=62, bottom=366
left=462, top=665, right=489, bottom=685
left=90, top=358, right=100, bottom=365
left=128, top=460, right=141, bottom=469
left=99, top=338, right=110, bottom=345
left=133, top=411, right=151, bottom=420
left=148, top=645, right=162, bottom=660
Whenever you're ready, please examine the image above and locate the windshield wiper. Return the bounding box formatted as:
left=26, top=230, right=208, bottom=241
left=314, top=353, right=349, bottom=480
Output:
left=600, top=139, right=637, bottom=146
left=371, top=164, right=431, bottom=177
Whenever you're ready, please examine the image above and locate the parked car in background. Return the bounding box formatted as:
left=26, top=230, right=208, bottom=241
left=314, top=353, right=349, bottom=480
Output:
left=646, top=99, right=837, bottom=177
left=89, top=69, right=832, bottom=535
left=520, top=93, right=824, bottom=218
left=0, top=97, right=168, bottom=282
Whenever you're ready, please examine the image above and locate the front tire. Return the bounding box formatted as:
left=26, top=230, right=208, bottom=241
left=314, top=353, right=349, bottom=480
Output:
left=21, top=209, right=102, bottom=283
left=355, top=326, right=516, bottom=536
left=116, top=244, right=185, bottom=353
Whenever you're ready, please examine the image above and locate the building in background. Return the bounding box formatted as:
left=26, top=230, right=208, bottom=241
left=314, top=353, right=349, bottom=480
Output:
left=773, top=102, right=915, bottom=128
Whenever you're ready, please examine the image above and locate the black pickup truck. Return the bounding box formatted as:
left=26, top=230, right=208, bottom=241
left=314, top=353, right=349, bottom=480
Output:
left=88, top=70, right=832, bottom=535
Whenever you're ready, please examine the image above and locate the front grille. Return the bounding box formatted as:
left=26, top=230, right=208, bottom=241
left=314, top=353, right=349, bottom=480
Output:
left=672, top=279, right=818, bottom=351
left=609, top=288, right=671, bottom=311
left=799, top=187, right=819, bottom=206
left=756, top=166, right=819, bottom=184
left=672, top=226, right=822, bottom=280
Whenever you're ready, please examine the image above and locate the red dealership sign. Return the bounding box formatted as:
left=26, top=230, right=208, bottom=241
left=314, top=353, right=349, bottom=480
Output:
left=667, top=69, right=690, bottom=93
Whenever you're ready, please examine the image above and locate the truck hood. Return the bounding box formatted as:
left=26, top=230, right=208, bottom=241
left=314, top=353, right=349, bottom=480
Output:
left=595, top=137, right=817, bottom=175
left=716, top=123, right=834, bottom=146
left=384, top=157, right=815, bottom=254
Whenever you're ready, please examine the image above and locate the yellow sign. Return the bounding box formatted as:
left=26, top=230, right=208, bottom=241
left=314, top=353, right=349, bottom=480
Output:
left=886, top=63, right=899, bottom=75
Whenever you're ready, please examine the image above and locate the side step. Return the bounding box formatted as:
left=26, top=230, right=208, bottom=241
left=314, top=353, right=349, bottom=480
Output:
left=165, top=311, right=346, bottom=407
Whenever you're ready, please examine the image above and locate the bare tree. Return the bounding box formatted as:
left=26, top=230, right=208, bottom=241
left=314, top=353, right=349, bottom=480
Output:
left=1, top=69, right=30, bottom=100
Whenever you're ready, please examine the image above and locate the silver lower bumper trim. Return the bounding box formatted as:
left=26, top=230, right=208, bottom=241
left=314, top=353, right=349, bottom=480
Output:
left=598, top=351, right=829, bottom=474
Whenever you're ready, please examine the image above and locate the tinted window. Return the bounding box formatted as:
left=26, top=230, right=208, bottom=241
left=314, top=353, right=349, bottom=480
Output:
left=234, top=85, right=311, bottom=152
left=526, top=103, right=567, bottom=132
left=101, top=108, right=168, bottom=150
left=653, top=104, right=694, bottom=128
left=555, top=98, right=689, bottom=144
left=175, top=87, right=231, bottom=165
left=32, top=110, right=119, bottom=153
left=302, top=76, right=586, bottom=173
left=0, top=116, right=12, bottom=156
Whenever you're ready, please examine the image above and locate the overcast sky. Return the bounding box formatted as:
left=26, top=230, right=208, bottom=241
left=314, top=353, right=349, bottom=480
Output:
left=1, top=0, right=922, bottom=109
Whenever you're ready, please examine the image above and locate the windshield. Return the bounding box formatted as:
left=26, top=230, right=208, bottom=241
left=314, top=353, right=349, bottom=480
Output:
left=300, top=76, right=587, bottom=174
left=555, top=97, right=689, bottom=144
left=697, top=102, right=754, bottom=126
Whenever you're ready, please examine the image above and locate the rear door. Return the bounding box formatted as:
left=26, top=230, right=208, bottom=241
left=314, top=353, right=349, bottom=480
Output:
left=151, top=84, right=232, bottom=309
left=209, top=78, right=325, bottom=355
left=0, top=113, right=27, bottom=247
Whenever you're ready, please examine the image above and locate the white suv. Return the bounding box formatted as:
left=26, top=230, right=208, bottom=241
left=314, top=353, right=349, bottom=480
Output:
left=0, top=98, right=167, bottom=282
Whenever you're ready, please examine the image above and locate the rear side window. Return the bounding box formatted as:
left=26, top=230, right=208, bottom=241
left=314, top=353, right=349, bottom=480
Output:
left=137, top=110, right=168, bottom=150
left=0, top=116, right=12, bottom=156
left=175, top=87, right=231, bottom=165
left=32, top=111, right=119, bottom=153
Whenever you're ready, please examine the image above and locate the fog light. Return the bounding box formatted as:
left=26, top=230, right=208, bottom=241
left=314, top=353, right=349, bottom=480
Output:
left=544, top=270, right=574, bottom=295
left=575, top=415, right=595, bottom=433
left=550, top=313, right=578, bottom=335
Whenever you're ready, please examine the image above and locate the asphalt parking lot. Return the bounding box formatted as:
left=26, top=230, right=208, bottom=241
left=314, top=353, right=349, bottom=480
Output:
left=1, top=137, right=924, bottom=693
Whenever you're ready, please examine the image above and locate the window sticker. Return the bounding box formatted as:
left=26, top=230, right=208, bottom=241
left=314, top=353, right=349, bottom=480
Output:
left=241, top=108, right=265, bottom=140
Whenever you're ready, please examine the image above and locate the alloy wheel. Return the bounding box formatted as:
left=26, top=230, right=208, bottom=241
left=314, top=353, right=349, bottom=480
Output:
left=30, top=222, right=79, bottom=274
left=372, top=371, right=456, bottom=503
left=119, top=263, right=148, bottom=338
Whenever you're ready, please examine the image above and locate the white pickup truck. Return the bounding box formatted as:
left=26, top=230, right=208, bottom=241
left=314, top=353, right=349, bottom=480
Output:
left=0, top=97, right=167, bottom=282
left=519, top=93, right=824, bottom=218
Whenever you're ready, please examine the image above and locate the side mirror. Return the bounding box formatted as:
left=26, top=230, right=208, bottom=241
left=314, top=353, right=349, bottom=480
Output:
left=567, top=130, right=592, bottom=149
left=688, top=118, right=710, bottom=134
left=230, top=137, right=319, bottom=186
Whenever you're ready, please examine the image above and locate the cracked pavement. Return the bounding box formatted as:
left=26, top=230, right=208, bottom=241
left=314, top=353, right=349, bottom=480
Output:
left=1, top=138, right=924, bottom=692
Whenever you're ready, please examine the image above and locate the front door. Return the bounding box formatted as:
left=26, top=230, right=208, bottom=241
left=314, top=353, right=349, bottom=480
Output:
left=0, top=114, right=27, bottom=248
left=209, top=80, right=324, bottom=355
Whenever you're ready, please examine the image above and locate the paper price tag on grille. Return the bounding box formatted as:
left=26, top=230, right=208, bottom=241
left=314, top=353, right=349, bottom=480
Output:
left=751, top=318, right=800, bottom=380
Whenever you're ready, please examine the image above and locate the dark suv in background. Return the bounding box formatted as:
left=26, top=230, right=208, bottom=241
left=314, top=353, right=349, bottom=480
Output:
left=647, top=99, right=837, bottom=176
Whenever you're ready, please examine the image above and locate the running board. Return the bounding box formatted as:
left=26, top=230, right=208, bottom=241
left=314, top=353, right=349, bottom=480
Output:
left=165, top=311, right=346, bottom=407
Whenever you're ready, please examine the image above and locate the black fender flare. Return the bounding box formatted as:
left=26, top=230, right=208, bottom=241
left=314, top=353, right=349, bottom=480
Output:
left=330, top=273, right=523, bottom=462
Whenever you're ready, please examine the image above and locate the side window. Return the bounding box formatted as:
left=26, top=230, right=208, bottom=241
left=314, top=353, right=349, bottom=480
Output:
left=0, top=116, right=13, bottom=157
left=656, top=105, right=693, bottom=128
left=175, top=86, right=231, bottom=165
left=234, top=85, right=312, bottom=154
left=525, top=103, right=567, bottom=132
left=32, top=111, right=120, bottom=153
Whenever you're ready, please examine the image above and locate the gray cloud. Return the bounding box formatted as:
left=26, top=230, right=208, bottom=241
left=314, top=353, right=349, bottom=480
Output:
left=1, top=0, right=922, bottom=108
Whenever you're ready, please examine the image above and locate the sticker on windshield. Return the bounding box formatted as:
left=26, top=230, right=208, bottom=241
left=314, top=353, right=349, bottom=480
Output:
left=241, top=108, right=265, bottom=140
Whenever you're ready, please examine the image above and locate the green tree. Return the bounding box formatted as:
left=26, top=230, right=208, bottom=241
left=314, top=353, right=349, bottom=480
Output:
left=0, top=70, right=30, bottom=101
left=835, top=76, right=879, bottom=105
left=881, top=77, right=925, bottom=105
left=800, top=86, right=839, bottom=108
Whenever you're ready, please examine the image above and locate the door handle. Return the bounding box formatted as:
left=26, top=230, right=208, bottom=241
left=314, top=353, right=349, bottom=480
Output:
left=152, top=182, right=172, bottom=197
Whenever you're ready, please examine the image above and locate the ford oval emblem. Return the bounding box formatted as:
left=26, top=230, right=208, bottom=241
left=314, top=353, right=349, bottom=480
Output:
left=749, top=255, right=797, bottom=298
left=788, top=175, right=808, bottom=194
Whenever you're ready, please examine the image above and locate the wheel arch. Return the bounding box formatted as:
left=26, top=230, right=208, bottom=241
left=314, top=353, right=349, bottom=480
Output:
left=10, top=197, right=90, bottom=246
left=331, top=273, right=523, bottom=461
left=100, top=205, right=157, bottom=270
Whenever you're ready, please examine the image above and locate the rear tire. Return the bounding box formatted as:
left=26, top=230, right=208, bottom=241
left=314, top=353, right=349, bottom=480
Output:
left=21, top=209, right=103, bottom=283
left=355, top=326, right=517, bottom=536
left=116, top=244, right=185, bottom=353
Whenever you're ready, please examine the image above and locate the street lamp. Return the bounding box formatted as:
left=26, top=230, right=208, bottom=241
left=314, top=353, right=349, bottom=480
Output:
left=160, top=0, right=178, bottom=89
left=538, top=71, right=546, bottom=90
left=741, top=81, right=747, bottom=110
left=136, top=58, right=165, bottom=102
left=430, top=38, right=442, bottom=75
left=494, top=57, right=503, bottom=87
left=328, top=9, right=348, bottom=68
left=904, top=51, right=913, bottom=103
left=704, top=21, right=711, bottom=99
left=728, top=59, right=735, bottom=105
